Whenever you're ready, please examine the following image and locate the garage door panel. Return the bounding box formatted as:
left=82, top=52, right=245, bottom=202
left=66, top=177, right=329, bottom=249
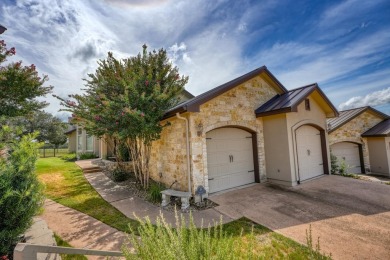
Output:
left=296, top=125, right=324, bottom=181
left=331, top=142, right=362, bottom=174
left=206, top=128, right=255, bottom=193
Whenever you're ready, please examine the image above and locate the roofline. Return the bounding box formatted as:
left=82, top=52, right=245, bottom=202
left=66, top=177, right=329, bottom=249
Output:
left=256, top=83, right=339, bottom=118
left=361, top=133, right=390, bottom=137
left=163, top=66, right=288, bottom=119
left=328, top=106, right=389, bottom=133
left=64, top=128, right=76, bottom=135
left=182, top=89, right=195, bottom=98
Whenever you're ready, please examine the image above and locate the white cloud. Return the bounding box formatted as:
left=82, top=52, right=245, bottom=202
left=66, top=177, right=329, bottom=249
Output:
left=339, top=87, right=390, bottom=110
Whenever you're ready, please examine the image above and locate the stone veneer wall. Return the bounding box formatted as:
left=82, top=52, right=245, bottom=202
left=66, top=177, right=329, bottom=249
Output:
left=188, top=75, right=279, bottom=193
left=149, top=116, right=188, bottom=191
left=329, top=111, right=383, bottom=170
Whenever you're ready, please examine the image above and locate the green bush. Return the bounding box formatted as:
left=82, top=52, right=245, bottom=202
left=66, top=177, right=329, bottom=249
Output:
left=330, top=153, right=339, bottom=174
left=148, top=182, right=163, bottom=203
left=78, top=152, right=97, bottom=160
left=60, top=153, right=77, bottom=162
left=0, top=130, right=44, bottom=256
left=112, top=168, right=129, bottom=182
left=123, top=213, right=256, bottom=259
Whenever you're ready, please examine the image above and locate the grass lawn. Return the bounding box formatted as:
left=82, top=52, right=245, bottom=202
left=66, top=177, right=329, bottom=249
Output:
left=36, top=156, right=329, bottom=259
left=35, top=156, right=140, bottom=233
left=54, top=233, right=87, bottom=260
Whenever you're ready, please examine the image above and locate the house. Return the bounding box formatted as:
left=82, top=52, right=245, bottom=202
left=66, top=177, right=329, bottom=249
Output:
left=64, top=124, right=77, bottom=153
left=327, top=107, right=389, bottom=174
left=361, top=119, right=390, bottom=176
left=148, top=66, right=339, bottom=195
left=65, top=122, right=100, bottom=157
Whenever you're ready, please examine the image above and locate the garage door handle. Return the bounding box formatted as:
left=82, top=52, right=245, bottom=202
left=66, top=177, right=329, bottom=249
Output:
left=319, top=163, right=323, bottom=165
left=248, top=170, right=254, bottom=173
left=208, top=178, right=214, bottom=181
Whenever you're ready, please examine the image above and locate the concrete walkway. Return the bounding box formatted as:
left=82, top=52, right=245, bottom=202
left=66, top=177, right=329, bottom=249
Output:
left=41, top=199, right=127, bottom=260
left=76, top=159, right=232, bottom=227
left=24, top=217, right=59, bottom=260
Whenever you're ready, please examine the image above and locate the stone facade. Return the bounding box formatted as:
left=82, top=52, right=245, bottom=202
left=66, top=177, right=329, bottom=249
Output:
left=149, top=75, right=279, bottom=194
left=328, top=111, right=383, bottom=170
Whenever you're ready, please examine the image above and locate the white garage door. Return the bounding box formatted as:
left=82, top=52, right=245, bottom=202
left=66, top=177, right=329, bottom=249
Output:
left=206, top=128, right=255, bottom=193
left=331, top=142, right=362, bottom=174
left=296, top=125, right=324, bottom=181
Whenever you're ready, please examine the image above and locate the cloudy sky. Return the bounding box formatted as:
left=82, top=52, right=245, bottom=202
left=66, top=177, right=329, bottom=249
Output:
left=1, top=0, right=390, bottom=119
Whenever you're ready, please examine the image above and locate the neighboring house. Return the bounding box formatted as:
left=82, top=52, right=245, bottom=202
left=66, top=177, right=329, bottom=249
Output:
left=64, top=124, right=77, bottom=153
left=362, top=119, right=390, bottom=176
left=65, top=122, right=100, bottom=157
left=148, top=66, right=338, bottom=195
left=327, top=107, right=389, bottom=174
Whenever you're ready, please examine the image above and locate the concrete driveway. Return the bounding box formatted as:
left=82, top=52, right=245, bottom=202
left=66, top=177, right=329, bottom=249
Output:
left=209, top=175, right=390, bottom=260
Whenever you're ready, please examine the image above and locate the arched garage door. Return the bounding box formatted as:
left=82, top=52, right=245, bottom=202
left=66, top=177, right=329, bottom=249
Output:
left=206, top=128, right=255, bottom=193
left=331, top=142, right=362, bottom=174
left=296, top=125, right=324, bottom=181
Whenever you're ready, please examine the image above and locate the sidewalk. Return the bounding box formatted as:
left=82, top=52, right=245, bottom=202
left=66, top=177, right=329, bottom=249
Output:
left=24, top=217, right=59, bottom=260
left=41, top=199, right=128, bottom=259
left=76, top=159, right=233, bottom=227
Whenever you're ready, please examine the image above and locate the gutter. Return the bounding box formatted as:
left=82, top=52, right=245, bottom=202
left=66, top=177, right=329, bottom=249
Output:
left=176, top=113, right=192, bottom=194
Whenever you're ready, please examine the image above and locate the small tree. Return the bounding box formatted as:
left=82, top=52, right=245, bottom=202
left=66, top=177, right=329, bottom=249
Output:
left=0, top=126, right=44, bottom=256
left=58, top=45, right=188, bottom=188
left=0, top=40, right=53, bottom=117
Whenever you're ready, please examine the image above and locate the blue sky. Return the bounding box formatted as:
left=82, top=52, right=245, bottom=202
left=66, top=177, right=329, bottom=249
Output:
left=1, top=0, right=390, bottom=119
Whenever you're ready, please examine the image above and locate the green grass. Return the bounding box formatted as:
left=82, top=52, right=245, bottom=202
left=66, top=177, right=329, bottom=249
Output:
left=37, top=156, right=330, bottom=259
left=54, top=233, right=87, bottom=260
left=35, top=156, right=140, bottom=233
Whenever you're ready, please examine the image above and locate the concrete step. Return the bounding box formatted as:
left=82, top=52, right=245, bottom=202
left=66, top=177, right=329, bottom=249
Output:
left=83, top=167, right=101, bottom=173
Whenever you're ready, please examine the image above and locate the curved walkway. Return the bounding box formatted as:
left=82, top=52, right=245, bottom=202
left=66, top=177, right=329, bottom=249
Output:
left=76, top=159, right=232, bottom=227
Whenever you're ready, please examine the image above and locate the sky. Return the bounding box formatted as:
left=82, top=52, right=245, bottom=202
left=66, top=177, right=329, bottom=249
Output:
left=1, top=0, right=390, bottom=120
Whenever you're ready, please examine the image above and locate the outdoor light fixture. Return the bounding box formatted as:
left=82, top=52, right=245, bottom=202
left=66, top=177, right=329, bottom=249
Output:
left=0, top=25, right=6, bottom=34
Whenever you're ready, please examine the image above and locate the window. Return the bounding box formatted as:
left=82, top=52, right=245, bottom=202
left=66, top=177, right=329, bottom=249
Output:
left=305, top=99, right=311, bottom=111
left=86, top=134, right=93, bottom=151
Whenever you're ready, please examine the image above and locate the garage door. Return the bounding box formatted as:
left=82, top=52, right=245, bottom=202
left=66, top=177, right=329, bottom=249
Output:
left=331, top=142, right=362, bottom=174
left=296, top=125, right=324, bottom=181
left=206, top=128, right=255, bottom=193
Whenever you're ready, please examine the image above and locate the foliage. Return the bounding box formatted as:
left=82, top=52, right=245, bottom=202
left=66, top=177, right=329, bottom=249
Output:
left=306, top=225, right=331, bottom=259
left=0, top=40, right=52, bottom=117
left=7, top=111, right=67, bottom=147
left=124, top=213, right=257, bottom=260
left=330, top=153, right=339, bottom=174
left=148, top=182, right=163, bottom=203
left=111, top=168, right=129, bottom=182
left=57, top=45, right=188, bottom=188
left=0, top=128, right=44, bottom=256
left=338, top=159, right=348, bottom=175
left=60, top=153, right=77, bottom=162
left=78, top=152, right=96, bottom=160
left=54, top=233, right=87, bottom=260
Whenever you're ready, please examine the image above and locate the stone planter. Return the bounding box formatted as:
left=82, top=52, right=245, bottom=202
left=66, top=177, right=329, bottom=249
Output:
left=100, top=159, right=134, bottom=172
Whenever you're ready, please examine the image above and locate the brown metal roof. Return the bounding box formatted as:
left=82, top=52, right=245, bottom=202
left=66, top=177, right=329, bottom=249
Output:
left=327, top=106, right=389, bottom=133
left=255, top=83, right=339, bottom=118
left=362, top=119, right=390, bottom=137
left=163, top=66, right=287, bottom=119
left=64, top=124, right=76, bottom=135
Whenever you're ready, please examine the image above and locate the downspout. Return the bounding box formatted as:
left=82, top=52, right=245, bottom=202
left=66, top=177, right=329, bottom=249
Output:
left=176, top=113, right=191, bottom=194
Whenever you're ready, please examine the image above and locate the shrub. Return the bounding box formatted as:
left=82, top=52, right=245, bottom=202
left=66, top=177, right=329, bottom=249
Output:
left=123, top=212, right=256, bottom=259
left=78, top=152, right=96, bottom=160
left=112, top=168, right=129, bottom=182
left=330, top=153, right=339, bottom=174
left=148, top=182, right=163, bottom=203
left=0, top=130, right=44, bottom=256
left=61, top=153, right=77, bottom=162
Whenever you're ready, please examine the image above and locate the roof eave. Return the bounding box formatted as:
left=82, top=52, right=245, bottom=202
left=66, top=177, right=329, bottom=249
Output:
left=256, top=107, right=293, bottom=117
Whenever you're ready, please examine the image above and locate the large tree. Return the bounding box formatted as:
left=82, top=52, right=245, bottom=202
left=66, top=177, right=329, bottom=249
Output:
left=58, top=45, right=188, bottom=187
left=8, top=111, right=67, bottom=147
left=0, top=40, right=53, bottom=117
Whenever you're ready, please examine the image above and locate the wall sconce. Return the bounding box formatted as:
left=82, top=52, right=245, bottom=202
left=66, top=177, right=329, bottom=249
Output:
left=196, top=123, right=203, bottom=137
